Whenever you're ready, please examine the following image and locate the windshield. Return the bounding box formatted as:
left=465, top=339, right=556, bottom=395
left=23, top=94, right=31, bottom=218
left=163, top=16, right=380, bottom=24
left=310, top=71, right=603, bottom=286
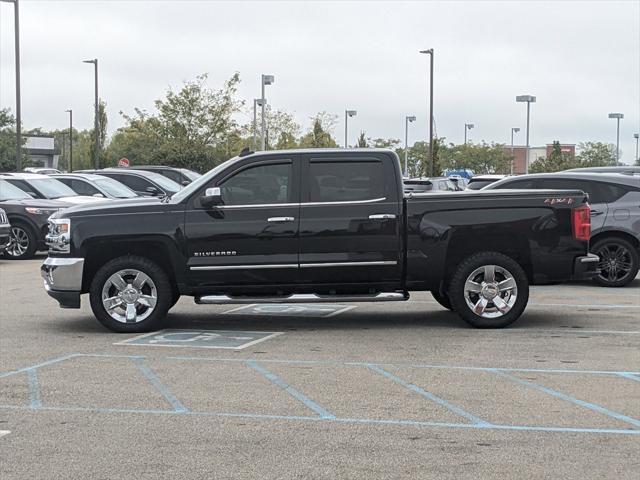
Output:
left=0, top=179, right=33, bottom=200
left=181, top=169, right=201, bottom=182
left=94, top=177, right=138, bottom=198
left=143, top=172, right=182, bottom=193
left=29, top=178, right=78, bottom=199
left=171, top=157, right=242, bottom=203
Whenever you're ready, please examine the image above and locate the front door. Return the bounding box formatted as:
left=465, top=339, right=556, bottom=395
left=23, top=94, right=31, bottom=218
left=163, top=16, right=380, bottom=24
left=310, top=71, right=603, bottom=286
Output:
left=297, top=153, right=402, bottom=287
left=184, top=157, right=300, bottom=289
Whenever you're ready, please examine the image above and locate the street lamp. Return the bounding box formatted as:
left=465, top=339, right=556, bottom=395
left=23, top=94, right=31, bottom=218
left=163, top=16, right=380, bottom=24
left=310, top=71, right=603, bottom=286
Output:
left=83, top=59, right=99, bottom=169
left=344, top=110, right=357, bottom=148
left=634, top=133, right=639, bottom=164
left=65, top=109, right=73, bottom=172
left=253, top=98, right=265, bottom=150
left=1, top=0, right=22, bottom=170
left=510, top=127, right=520, bottom=174
left=419, top=49, right=434, bottom=176
left=608, top=113, right=624, bottom=164
left=464, top=123, right=474, bottom=144
left=404, top=116, right=416, bottom=177
left=260, top=74, right=274, bottom=150
left=516, top=95, right=536, bottom=174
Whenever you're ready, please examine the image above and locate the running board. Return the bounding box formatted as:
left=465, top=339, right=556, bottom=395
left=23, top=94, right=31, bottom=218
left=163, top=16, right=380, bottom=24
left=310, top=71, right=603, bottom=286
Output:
left=195, top=292, right=409, bottom=305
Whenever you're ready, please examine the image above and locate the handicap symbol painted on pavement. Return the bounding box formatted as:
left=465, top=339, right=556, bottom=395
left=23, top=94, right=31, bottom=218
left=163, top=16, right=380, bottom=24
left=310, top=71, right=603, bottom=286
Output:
left=224, top=303, right=357, bottom=318
left=115, top=329, right=283, bottom=350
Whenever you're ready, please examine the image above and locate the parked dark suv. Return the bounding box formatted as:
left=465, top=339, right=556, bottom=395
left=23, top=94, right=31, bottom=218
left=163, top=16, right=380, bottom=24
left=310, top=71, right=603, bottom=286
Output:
left=129, top=165, right=201, bottom=185
left=0, top=208, right=10, bottom=255
left=485, top=172, right=640, bottom=287
left=0, top=179, right=70, bottom=259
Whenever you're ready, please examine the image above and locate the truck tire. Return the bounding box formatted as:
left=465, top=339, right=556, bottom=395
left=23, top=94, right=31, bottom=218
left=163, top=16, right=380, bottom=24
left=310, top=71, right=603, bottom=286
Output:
left=592, top=237, right=639, bottom=288
left=4, top=222, right=37, bottom=260
left=431, top=290, right=453, bottom=311
left=89, top=255, right=172, bottom=333
left=449, top=252, right=529, bottom=328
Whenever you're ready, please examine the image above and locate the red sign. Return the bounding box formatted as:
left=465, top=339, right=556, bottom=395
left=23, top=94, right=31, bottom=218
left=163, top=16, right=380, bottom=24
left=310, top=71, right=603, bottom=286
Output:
left=118, top=158, right=130, bottom=167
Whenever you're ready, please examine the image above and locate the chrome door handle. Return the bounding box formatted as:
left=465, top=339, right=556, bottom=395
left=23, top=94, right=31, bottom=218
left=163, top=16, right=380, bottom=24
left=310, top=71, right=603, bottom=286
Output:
left=369, top=214, right=396, bottom=220
left=267, top=216, right=295, bottom=222
left=590, top=210, right=604, bottom=217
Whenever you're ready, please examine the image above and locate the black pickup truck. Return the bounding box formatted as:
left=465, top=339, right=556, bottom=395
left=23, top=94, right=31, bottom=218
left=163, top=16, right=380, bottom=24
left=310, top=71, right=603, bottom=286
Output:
left=42, top=148, right=597, bottom=332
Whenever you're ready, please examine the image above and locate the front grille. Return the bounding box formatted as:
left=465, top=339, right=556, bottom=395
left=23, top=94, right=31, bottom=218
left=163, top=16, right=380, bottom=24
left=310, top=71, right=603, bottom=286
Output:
left=0, top=210, right=8, bottom=225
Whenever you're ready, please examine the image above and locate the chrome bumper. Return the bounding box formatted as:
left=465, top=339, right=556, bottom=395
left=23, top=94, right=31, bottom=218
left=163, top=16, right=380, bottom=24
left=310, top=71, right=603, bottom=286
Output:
left=41, top=257, right=84, bottom=292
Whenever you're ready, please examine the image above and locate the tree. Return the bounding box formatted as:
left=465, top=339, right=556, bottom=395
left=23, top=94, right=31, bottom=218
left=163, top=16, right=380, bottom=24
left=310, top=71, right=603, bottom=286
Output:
left=439, top=141, right=510, bottom=175
left=529, top=141, right=577, bottom=173
left=356, top=131, right=368, bottom=148
left=298, top=112, right=339, bottom=148
left=576, top=142, right=617, bottom=167
left=0, top=108, right=28, bottom=172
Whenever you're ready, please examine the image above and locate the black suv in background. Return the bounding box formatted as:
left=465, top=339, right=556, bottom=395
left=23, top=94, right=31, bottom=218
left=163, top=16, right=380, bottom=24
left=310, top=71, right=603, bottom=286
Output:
left=486, top=172, right=640, bottom=287
left=0, top=179, right=71, bottom=259
left=128, top=165, right=201, bottom=185
left=77, top=168, right=182, bottom=197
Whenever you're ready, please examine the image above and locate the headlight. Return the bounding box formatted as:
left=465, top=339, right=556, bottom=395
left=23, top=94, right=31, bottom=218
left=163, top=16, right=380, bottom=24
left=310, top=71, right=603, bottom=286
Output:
left=25, top=207, right=59, bottom=215
left=46, top=218, right=71, bottom=253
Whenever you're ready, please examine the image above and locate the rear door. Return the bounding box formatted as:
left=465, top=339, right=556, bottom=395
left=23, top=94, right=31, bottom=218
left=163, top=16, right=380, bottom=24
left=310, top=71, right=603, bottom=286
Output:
left=298, top=153, right=402, bottom=286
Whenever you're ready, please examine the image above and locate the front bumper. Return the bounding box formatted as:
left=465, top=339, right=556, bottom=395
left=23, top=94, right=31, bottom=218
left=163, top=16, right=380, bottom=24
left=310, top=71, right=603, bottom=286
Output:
left=0, top=224, right=10, bottom=253
left=41, top=257, right=84, bottom=308
left=572, top=253, right=599, bottom=280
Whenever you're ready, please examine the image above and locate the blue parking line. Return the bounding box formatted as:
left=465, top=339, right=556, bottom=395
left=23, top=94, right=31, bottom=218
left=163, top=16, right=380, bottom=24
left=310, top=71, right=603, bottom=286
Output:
left=132, top=358, right=188, bottom=413
left=618, top=373, right=640, bottom=383
left=245, top=360, right=335, bottom=419
left=492, top=370, right=640, bottom=429
left=0, top=354, right=80, bottom=379
left=366, top=364, right=490, bottom=426
left=0, top=404, right=638, bottom=435
left=26, top=369, right=42, bottom=409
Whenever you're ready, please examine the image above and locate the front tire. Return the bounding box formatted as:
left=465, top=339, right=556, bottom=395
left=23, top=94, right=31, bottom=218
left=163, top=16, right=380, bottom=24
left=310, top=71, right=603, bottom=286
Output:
left=449, top=252, right=529, bottom=328
left=4, top=222, right=37, bottom=260
left=431, top=290, right=453, bottom=311
left=592, top=237, right=639, bottom=287
left=89, top=255, right=172, bottom=333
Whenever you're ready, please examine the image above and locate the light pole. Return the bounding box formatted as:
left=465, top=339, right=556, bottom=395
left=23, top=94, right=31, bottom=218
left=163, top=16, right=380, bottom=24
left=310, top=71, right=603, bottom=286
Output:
left=464, top=123, right=474, bottom=144
left=510, top=127, right=520, bottom=175
left=608, top=113, right=623, bottom=164
left=1, top=0, right=22, bottom=170
left=419, top=49, right=434, bottom=177
left=65, top=109, right=73, bottom=172
left=83, top=59, right=99, bottom=169
left=344, top=110, right=357, bottom=148
left=253, top=98, right=265, bottom=150
left=634, top=133, right=639, bottom=163
left=404, top=116, right=416, bottom=177
left=260, top=74, right=274, bottom=150
left=516, top=95, right=536, bottom=174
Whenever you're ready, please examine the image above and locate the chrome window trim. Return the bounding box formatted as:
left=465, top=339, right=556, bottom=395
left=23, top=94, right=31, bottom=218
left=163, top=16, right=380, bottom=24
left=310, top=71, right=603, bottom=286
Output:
left=215, top=197, right=387, bottom=209
left=300, top=261, right=397, bottom=268
left=190, top=264, right=298, bottom=271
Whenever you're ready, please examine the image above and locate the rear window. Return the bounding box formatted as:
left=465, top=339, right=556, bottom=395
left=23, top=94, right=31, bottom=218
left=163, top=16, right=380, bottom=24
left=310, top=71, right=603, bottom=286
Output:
left=467, top=179, right=496, bottom=190
left=308, top=161, right=385, bottom=202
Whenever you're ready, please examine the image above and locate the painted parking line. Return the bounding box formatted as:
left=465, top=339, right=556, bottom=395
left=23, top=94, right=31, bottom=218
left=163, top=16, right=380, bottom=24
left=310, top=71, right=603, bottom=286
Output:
left=132, top=357, right=188, bottom=413
left=414, top=300, right=640, bottom=309
left=0, top=430, right=10, bottom=438
left=0, top=354, right=80, bottom=379
left=115, top=329, right=283, bottom=350
left=246, top=360, right=336, bottom=419
left=26, top=369, right=42, bottom=410
left=618, top=373, right=640, bottom=383
left=224, top=303, right=357, bottom=317
left=492, top=370, right=640, bottom=429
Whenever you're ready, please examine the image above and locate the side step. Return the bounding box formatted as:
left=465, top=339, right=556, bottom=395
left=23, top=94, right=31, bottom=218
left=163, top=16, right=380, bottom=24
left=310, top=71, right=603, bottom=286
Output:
left=195, top=292, right=409, bottom=305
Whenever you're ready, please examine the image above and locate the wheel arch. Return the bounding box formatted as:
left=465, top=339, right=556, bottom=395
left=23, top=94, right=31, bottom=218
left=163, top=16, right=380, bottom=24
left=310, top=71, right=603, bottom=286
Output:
left=590, top=230, right=640, bottom=252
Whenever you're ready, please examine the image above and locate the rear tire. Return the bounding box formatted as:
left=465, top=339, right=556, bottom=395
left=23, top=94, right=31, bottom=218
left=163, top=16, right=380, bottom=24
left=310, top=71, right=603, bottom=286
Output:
left=3, top=222, right=37, bottom=260
left=89, top=255, right=172, bottom=333
left=431, top=290, right=453, bottom=311
left=592, top=237, right=639, bottom=287
left=449, top=252, right=529, bottom=328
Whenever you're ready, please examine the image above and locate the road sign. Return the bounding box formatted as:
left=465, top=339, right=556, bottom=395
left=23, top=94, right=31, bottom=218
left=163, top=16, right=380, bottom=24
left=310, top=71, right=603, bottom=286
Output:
left=115, top=329, right=283, bottom=350
left=224, top=303, right=356, bottom=318
left=118, top=157, right=130, bottom=167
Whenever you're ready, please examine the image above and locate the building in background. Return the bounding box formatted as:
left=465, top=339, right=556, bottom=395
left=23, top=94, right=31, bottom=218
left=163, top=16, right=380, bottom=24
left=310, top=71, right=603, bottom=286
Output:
left=24, top=135, right=60, bottom=169
left=504, top=143, right=575, bottom=174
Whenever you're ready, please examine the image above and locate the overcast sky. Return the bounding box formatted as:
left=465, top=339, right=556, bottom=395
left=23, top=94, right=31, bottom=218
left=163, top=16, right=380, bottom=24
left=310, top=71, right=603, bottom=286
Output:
left=1, top=0, right=639, bottom=163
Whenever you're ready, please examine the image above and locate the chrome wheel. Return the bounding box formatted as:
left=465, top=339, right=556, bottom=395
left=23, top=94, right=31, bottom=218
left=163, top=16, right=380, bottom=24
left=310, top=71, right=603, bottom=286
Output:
left=6, top=226, right=29, bottom=257
left=101, top=269, right=158, bottom=324
left=596, top=243, right=633, bottom=283
left=463, top=265, right=517, bottom=318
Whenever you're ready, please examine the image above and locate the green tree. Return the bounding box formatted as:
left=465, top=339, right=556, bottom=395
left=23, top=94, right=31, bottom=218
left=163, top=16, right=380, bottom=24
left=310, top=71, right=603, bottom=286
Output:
left=88, top=100, right=108, bottom=168
left=298, top=112, right=339, bottom=148
left=0, top=109, right=28, bottom=172
left=576, top=142, right=617, bottom=167
left=439, top=141, right=511, bottom=175
left=529, top=141, right=579, bottom=173
left=356, top=131, right=368, bottom=148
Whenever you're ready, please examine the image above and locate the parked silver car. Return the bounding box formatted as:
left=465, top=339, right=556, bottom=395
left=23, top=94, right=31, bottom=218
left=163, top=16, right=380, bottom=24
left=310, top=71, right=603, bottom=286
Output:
left=484, top=172, right=640, bottom=287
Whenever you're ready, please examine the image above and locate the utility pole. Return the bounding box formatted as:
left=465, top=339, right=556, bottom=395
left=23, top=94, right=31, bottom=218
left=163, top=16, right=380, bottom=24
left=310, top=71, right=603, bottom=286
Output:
left=2, top=0, right=22, bottom=170
left=83, top=59, right=99, bottom=169
left=404, top=116, right=416, bottom=177
left=419, top=49, right=434, bottom=176
left=65, top=109, right=73, bottom=171
left=510, top=127, right=520, bottom=175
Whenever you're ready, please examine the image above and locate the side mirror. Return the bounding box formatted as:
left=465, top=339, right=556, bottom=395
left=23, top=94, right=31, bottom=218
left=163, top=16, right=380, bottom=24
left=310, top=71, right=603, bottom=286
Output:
left=145, top=186, right=159, bottom=196
left=93, top=193, right=105, bottom=198
left=181, top=180, right=191, bottom=187
left=200, top=187, right=222, bottom=208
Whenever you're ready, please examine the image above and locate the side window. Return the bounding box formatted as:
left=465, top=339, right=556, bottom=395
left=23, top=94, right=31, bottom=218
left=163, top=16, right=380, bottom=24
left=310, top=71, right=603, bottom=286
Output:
left=494, top=179, right=537, bottom=189
left=162, top=170, right=182, bottom=184
left=537, top=179, right=601, bottom=203
left=110, top=175, right=153, bottom=193
left=7, top=179, right=38, bottom=197
left=596, top=182, right=629, bottom=203
left=71, top=179, right=100, bottom=196
left=308, top=161, right=384, bottom=202
left=221, top=163, right=292, bottom=205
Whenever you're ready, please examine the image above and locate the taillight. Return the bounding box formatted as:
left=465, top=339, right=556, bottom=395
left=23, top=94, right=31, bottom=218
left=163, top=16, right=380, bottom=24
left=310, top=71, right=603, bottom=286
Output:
left=572, top=204, right=591, bottom=241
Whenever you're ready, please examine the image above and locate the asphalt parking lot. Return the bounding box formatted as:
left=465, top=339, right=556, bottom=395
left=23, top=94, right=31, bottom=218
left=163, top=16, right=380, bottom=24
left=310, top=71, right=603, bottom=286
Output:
left=1, top=256, right=639, bottom=479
